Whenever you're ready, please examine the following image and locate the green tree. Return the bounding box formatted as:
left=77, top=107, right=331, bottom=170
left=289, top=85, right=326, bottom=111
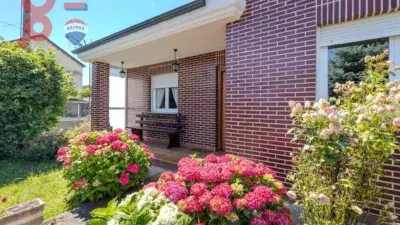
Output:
left=0, top=39, right=76, bottom=158
left=328, top=41, right=388, bottom=96
left=77, top=85, right=91, bottom=100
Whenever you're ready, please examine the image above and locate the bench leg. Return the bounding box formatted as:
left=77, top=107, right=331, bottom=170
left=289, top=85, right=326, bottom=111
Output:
left=130, top=129, right=144, bottom=141
left=167, top=133, right=180, bottom=149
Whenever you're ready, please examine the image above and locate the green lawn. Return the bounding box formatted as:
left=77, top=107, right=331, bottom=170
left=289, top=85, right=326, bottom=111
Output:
left=0, top=160, right=78, bottom=219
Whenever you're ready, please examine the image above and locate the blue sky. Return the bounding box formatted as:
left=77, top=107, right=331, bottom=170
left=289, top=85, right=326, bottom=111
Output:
left=0, top=0, right=190, bottom=85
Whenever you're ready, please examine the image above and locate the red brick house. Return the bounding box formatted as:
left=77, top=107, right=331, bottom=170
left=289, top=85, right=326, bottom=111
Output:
left=74, top=0, right=400, bottom=215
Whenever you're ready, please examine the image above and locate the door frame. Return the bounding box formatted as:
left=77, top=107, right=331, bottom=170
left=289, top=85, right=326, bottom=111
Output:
left=217, top=66, right=226, bottom=151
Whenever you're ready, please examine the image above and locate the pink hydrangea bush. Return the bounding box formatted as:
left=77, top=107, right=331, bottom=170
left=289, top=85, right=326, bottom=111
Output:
left=57, top=129, right=154, bottom=202
left=144, top=154, right=292, bottom=225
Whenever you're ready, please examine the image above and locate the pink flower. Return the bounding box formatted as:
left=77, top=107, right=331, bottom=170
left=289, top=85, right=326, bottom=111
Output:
left=190, top=182, right=208, bottom=198
left=111, top=140, right=130, bottom=151
left=106, top=133, right=120, bottom=142
left=141, top=143, right=148, bottom=150
left=199, top=191, right=213, bottom=205
left=119, top=173, right=130, bottom=185
left=250, top=217, right=271, bottom=225
left=162, top=181, right=188, bottom=203
left=244, top=186, right=273, bottom=210
left=143, top=182, right=157, bottom=189
left=76, top=133, right=90, bottom=143
left=393, top=117, right=400, bottom=127
left=182, top=196, right=203, bottom=213
left=194, top=223, right=205, bottom=225
left=96, top=137, right=111, bottom=145
left=57, top=146, right=69, bottom=156
left=211, top=183, right=234, bottom=198
left=233, top=198, right=247, bottom=210
left=126, top=163, right=139, bottom=174
left=217, top=155, right=232, bottom=163
left=209, top=196, right=233, bottom=215
left=204, top=154, right=218, bottom=163
left=129, top=134, right=140, bottom=141
left=114, top=128, right=124, bottom=133
left=86, top=145, right=98, bottom=154
left=261, top=210, right=275, bottom=222
left=286, top=191, right=297, bottom=200
left=317, top=194, right=330, bottom=205
left=178, top=164, right=201, bottom=181
left=72, top=178, right=87, bottom=190
left=160, top=171, right=175, bottom=182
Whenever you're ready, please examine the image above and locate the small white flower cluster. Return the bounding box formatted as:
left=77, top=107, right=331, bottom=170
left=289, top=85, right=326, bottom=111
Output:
left=106, top=187, right=190, bottom=225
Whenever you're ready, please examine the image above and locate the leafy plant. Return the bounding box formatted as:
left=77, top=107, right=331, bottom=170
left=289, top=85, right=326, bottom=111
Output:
left=77, top=85, right=91, bottom=100
left=57, top=129, right=155, bottom=203
left=287, top=50, right=400, bottom=224
left=64, top=120, right=91, bottom=140
left=0, top=39, right=77, bottom=158
left=145, top=154, right=292, bottom=225
left=87, top=188, right=192, bottom=225
left=17, top=131, right=68, bottom=161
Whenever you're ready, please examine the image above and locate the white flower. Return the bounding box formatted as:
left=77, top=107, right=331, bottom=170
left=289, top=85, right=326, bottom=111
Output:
left=386, top=60, right=394, bottom=66
left=289, top=101, right=296, bottom=108
left=393, top=117, right=400, bottom=127
left=317, top=194, right=330, bottom=205
left=92, top=180, right=101, bottom=187
left=304, top=101, right=311, bottom=108
left=320, top=129, right=333, bottom=139
left=152, top=203, right=179, bottom=225
left=351, top=205, right=363, bottom=215
left=286, top=191, right=297, bottom=200
left=107, top=219, right=117, bottom=225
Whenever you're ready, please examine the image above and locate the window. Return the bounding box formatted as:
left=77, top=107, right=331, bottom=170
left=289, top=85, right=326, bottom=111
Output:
left=151, top=73, right=178, bottom=113
left=316, top=13, right=400, bottom=100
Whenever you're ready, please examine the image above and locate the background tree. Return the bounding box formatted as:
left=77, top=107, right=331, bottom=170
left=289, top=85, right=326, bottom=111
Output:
left=0, top=39, right=76, bottom=158
left=77, top=85, right=91, bottom=100
left=328, top=41, right=388, bottom=96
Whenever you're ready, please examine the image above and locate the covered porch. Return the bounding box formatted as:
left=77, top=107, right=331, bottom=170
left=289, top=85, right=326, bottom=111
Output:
left=73, top=0, right=246, bottom=154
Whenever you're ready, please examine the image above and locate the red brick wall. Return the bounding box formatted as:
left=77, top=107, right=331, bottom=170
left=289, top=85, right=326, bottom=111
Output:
left=126, top=52, right=221, bottom=150
left=91, top=62, right=110, bottom=131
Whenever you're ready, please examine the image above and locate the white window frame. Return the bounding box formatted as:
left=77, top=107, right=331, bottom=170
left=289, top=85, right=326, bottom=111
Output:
left=316, top=12, right=400, bottom=101
left=151, top=73, right=178, bottom=114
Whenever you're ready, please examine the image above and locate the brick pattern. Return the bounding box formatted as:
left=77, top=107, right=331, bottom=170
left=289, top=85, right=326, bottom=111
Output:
left=317, top=0, right=400, bottom=26
left=379, top=152, right=400, bottom=215
left=126, top=52, right=221, bottom=150
left=225, top=0, right=316, bottom=180
left=91, top=62, right=110, bottom=131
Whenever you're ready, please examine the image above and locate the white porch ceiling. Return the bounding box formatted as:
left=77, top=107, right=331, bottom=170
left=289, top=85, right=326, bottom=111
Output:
left=74, top=0, right=246, bottom=68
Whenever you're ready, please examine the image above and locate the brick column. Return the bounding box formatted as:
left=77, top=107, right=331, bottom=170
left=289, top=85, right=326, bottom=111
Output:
left=91, top=62, right=110, bottom=131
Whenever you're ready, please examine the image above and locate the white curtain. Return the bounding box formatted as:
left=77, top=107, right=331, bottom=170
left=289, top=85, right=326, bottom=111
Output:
left=171, top=87, right=178, bottom=106
left=156, top=88, right=165, bottom=108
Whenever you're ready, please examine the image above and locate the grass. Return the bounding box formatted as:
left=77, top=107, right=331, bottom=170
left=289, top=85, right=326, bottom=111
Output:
left=0, top=160, right=78, bottom=219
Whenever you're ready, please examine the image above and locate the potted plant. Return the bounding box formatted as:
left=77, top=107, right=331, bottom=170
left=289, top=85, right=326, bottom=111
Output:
left=0, top=198, right=45, bottom=225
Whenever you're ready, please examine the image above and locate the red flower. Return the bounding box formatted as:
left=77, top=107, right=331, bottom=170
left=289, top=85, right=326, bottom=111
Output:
left=86, top=145, right=98, bottom=154
left=106, top=133, right=120, bottom=142
left=111, top=140, right=129, bottom=151
left=182, top=196, right=203, bottom=213
left=126, top=163, right=139, bottom=174
left=250, top=216, right=271, bottom=225
left=209, top=196, right=232, bottom=215
left=199, top=191, right=213, bottom=205
left=216, top=155, right=232, bottom=163
left=96, top=137, right=111, bottom=145
left=272, top=213, right=292, bottom=225
left=204, top=154, right=217, bottom=163
left=190, top=182, right=208, bottom=198
left=244, top=186, right=274, bottom=210
left=119, top=173, right=130, bottom=185
left=129, top=134, right=140, bottom=141
left=233, top=198, right=247, bottom=210
left=211, top=183, right=234, bottom=198
left=72, top=178, right=87, bottom=190
left=76, top=133, right=90, bottom=143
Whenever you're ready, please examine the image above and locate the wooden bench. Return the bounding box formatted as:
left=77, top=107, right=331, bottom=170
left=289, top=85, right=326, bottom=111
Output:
left=126, top=113, right=185, bottom=149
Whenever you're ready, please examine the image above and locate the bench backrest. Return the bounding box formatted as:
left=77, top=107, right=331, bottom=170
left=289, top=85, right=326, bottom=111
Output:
left=136, top=113, right=185, bottom=130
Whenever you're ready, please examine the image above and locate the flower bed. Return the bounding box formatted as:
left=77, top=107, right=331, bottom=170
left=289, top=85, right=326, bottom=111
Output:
left=57, top=129, right=154, bottom=202
left=90, top=154, right=292, bottom=225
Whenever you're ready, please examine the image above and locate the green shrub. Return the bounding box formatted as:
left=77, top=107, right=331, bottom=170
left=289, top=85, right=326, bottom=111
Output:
left=64, top=120, right=91, bottom=140
left=57, top=129, right=155, bottom=203
left=287, top=51, right=400, bottom=224
left=16, top=131, right=68, bottom=161
left=0, top=39, right=77, bottom=158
